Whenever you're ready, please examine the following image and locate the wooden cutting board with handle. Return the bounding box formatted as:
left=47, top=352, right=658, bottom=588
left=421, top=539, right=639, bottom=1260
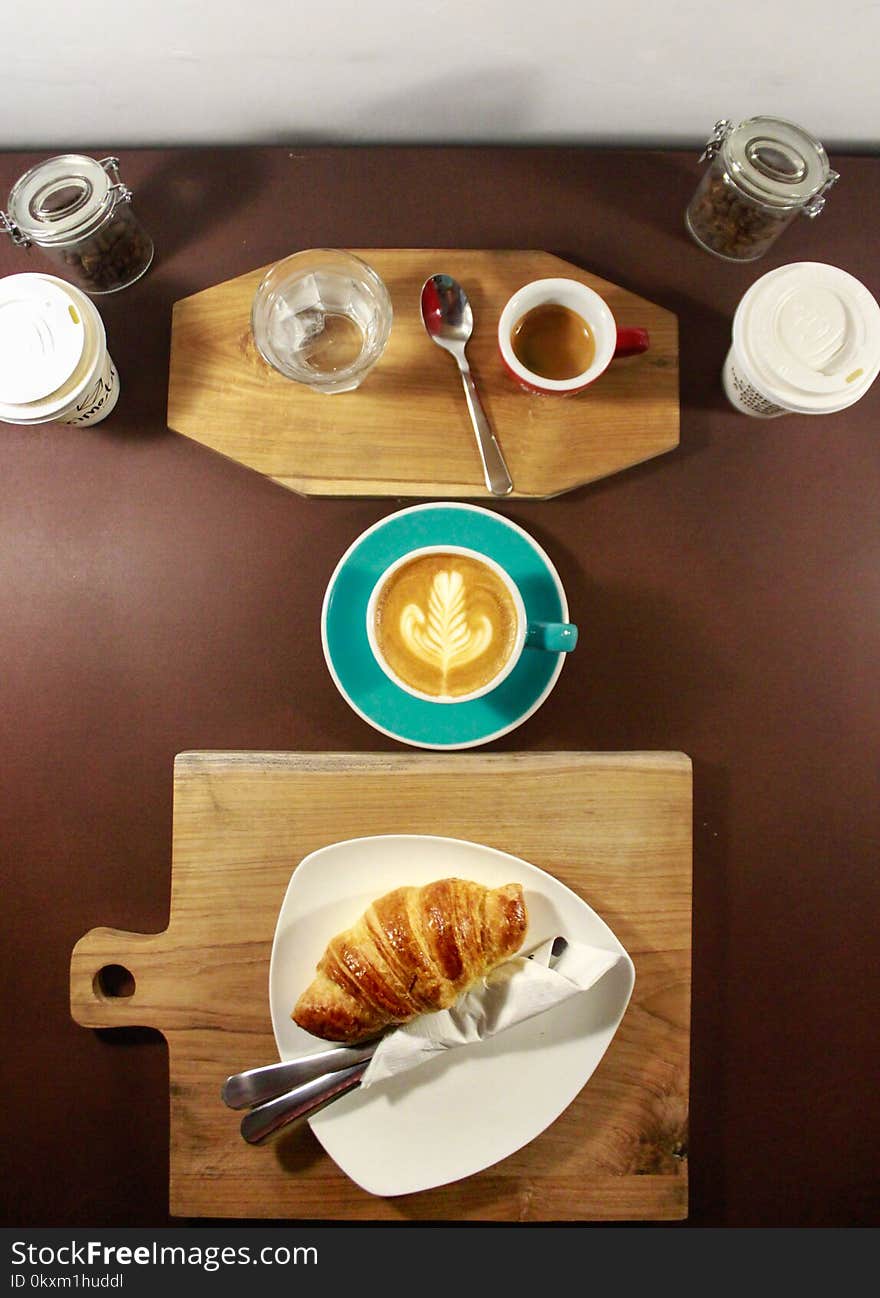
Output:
left=70, top=751, right=692, bottom=1220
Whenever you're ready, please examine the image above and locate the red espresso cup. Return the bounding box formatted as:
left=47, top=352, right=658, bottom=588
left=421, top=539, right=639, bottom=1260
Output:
left=498, top=278, right=649, bottom=395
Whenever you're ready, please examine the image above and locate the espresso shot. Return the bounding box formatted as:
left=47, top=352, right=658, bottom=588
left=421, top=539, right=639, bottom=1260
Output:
left=511, top=302, right=596, bottom=380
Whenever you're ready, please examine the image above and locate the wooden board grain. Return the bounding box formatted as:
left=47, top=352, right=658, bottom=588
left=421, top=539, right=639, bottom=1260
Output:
left=70, top=751, right=692, bottom=1220
left=167, top=250, right=679, bottom=498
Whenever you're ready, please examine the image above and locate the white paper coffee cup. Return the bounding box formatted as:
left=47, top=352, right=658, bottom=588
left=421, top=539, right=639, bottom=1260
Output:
left=723, top=262, right=880, bottom=419
left=0, top=273, right=120, bottom=427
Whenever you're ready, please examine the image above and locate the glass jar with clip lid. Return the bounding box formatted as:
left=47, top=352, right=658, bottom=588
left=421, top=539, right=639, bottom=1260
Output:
left=685, top=117, right=839, bottom=262
left=1, top=153, right=154, bottom=294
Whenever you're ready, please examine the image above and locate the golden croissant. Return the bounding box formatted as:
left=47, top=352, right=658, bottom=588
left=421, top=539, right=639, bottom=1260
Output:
left=292, top=877, right=528, bottom=1043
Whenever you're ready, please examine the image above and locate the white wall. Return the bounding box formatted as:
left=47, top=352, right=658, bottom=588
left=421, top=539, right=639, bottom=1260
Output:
left=4, top=0, right=879, bottom=149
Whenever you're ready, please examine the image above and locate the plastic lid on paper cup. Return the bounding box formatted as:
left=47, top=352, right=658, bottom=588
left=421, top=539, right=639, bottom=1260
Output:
left=733, top=262, right=880, bottom=415
left=0, top=273, right=87, bottom=404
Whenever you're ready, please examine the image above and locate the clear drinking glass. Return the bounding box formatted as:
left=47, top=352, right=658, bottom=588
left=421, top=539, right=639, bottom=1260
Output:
left=251, top=249, right=393, bottom=393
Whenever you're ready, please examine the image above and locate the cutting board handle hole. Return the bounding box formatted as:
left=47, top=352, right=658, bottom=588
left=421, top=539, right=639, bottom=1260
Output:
left=94, top=964, right=136, bottom=999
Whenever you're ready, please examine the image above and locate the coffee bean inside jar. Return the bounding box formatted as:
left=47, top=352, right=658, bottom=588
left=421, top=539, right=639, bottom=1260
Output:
left=62, top=209, right=154, bottom=293
left=2, top=154, right=154, bottom=295
left=687, top=171, right=795, bottom=261
left=685, top=117, right=838, bottom=263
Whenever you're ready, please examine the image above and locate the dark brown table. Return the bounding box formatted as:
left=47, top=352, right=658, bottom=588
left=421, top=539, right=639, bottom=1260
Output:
left=2, top=146, right=878, bottom=1228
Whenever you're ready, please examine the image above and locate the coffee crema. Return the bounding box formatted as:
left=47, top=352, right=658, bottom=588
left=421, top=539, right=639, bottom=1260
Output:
left=511, top=302, right=595, bottom=380
left=373, top=552, right=519, bottom=698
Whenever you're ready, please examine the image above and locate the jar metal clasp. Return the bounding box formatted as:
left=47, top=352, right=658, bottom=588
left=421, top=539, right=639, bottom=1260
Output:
left=98, top=157, right=133, bottom=208
left=0, top=209, right=31, bottom=247
left=803, top=168, right=840, bottom=218
left=699, top=120, right=733, bottom=164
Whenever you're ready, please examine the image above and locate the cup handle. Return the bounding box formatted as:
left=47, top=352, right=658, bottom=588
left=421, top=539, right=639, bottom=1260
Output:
left=525, top=622, right=578, bottom=653
left=613, top=327, right=650, bottom=359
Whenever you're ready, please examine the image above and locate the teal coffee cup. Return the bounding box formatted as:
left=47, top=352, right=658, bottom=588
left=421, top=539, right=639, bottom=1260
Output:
left=366, top=544, right=577, bottom=704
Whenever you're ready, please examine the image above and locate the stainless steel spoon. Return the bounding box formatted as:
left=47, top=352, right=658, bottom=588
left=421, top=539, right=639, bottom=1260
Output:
left=420, top=274, right=513, bottom=496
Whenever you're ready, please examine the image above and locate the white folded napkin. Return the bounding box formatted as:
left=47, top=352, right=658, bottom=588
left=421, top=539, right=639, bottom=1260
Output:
left=360, top=936, right=624, bottom=1089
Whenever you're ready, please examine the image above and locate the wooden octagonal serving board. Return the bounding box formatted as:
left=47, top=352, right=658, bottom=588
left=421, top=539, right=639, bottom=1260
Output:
left=70, top=751, right=691, bottom=1221
left=167, top=250, right=679, bottom=498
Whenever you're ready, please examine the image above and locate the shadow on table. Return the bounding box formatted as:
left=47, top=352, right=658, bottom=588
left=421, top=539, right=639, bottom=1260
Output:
left=272, top=1117, right=331, bottom=1177
left=95, top=1026, right=164, bottom=1046
left=533, top=148, right=700, bottom=238
left=87, top=270, right=194, bottom=439
left=658, top=288, right=734, bottom=421
left=133, top=150, right=270, bottom=264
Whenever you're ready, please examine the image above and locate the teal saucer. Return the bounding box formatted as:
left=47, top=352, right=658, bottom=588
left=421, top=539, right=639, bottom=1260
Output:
left=321, top=503, right=570, bottom=749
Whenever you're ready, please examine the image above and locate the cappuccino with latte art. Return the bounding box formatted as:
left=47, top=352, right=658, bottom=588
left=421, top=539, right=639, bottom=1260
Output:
left=372, top=551, right=521, bottom=699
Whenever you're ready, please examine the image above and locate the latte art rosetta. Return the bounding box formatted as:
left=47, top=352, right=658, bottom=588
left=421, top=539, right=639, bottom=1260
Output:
left=373, top=552, right=520, bottom=699
left=400, top=570, right=494, bottom=687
